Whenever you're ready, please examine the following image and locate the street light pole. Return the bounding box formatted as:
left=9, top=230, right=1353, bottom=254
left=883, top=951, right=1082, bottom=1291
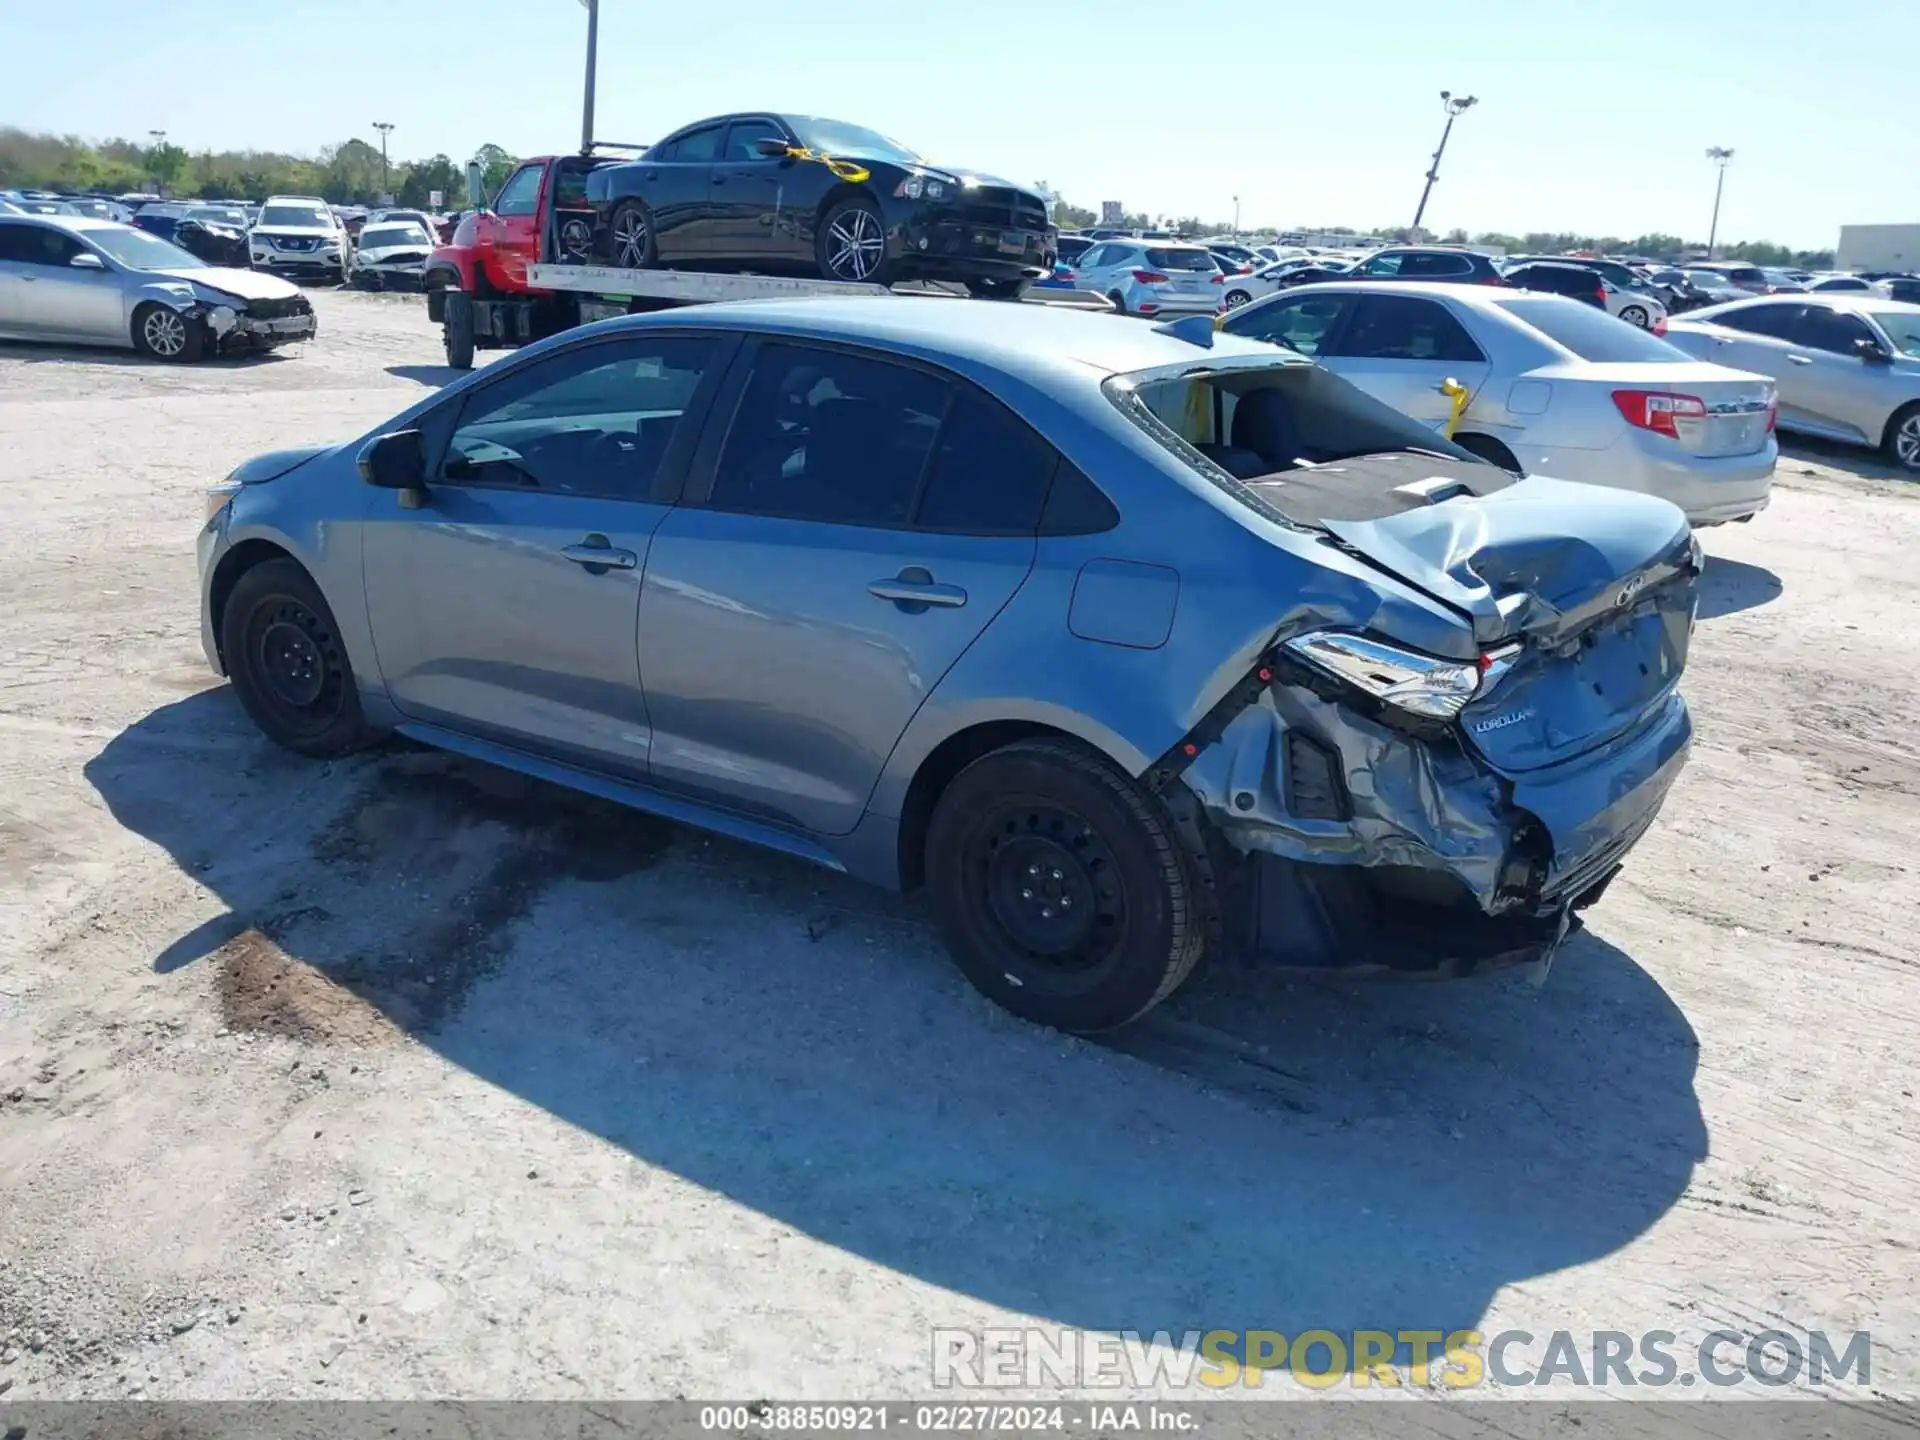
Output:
left=1705, top=147, right=1734, bottom=259
left=372, top=121, right=395, bottom=196
left=147, top=130, right=168, bottom=195
left=1410, top=91, right=1477, bottom=239
left=1232, top=195, right=1241, bottom=240
left=580, top=0, right=600, bottom=153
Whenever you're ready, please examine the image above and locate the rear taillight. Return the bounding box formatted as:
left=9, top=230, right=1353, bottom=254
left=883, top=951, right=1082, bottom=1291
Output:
left=1210, top=272, right=1224, bottom=285
left=1651, top=316, right=1668, bottom=336
left=1612, top=389, right=1707, bottom=438
left=1766, top=401, right=1778, bottom=433
left=1132, top=269, right=1169, bottom=284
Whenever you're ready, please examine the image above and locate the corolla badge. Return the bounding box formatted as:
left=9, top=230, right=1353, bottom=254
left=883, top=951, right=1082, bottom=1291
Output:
left=1469, top=708, right=1536, bottom=734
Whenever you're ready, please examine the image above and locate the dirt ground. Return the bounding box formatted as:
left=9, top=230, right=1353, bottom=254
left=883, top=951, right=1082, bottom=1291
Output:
left=1, top=289, right=1916, bottom=1409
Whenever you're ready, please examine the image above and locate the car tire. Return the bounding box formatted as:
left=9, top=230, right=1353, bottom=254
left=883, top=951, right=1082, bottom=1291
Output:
left=1224, top=288, right=1254, bottom=310
left=1454, top=433, right=1524, bottom=474
left=816, top=196, right=894, bottom=285
left=1107, top=290, right=1129, bottom=317
left=607, top=199, right=658, bottom=269
left=1619, top=304, right=1651, bottom=328
left=922, top=738, right=1208, bottom=1033
left=1884, top=402, right=1920, bottom=473
left=443, top=290, right=475, bottom=371
left=965, top=277, right=1032, bottom=302
left=221, top=558, right=374, bottom=759
left=131, top=302, right=205, bottom=363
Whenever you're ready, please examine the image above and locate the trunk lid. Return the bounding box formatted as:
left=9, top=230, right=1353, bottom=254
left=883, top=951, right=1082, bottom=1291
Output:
left=1322, top=475, right=1698, bottom=773
left=1532, top=360, right=1775, bottom=458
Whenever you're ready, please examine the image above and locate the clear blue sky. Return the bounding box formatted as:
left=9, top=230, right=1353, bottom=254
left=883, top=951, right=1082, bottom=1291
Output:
left=10, top=0, right=1914, bottom=249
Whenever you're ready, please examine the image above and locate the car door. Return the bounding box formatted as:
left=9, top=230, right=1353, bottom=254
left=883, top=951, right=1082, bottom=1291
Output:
left=1688, top=303, right=1810, bottom=421
left=1317, top=293, right=1491, bottom=426
left=1778, top=304, right=1896, bottom=444
left=0, top=222, right=126, bottom=339
left=638, top=337, right=1048, bottom=836
left=479, top=162, right=546, bottom=291
left=636, top=123, right=725, bottom=264
left=359, top=330, right=735, bottom=777
left=708, top=116, right=796, bottom=264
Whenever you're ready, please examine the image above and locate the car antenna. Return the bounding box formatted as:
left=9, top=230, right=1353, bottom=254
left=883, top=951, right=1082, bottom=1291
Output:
left=1152, top=314, right=1215, bottom=348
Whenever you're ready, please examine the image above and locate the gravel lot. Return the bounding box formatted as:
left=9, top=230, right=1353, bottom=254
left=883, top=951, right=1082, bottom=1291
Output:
left=1, top=288, right=1916, bottom=1407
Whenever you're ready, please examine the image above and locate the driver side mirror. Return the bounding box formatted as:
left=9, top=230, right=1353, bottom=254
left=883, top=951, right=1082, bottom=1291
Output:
left=70, top=252, right=105, bottom=270
left=357, top=429, right=430, bottom=508
left=752, top=137, right=793, bottom=159
left=465, top=161, right=486, bottom=210
left=1854, top=335, right=1893, bottom=364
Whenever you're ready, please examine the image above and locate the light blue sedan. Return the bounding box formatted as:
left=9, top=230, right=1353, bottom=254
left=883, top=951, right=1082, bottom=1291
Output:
left=198, top=298, right=1699, bottom=1031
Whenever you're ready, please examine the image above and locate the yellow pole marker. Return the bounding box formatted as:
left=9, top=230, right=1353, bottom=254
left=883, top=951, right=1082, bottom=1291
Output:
left=1440, top=376, right=1472, bottom=438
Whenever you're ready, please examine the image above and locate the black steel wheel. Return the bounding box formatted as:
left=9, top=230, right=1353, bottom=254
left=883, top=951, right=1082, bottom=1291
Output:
left=608, top=199, right=657, bottom=269
left=221, top=558, right=373, bottom=758
left=923, top=739, right=1208, bottom=1032
left=816, top=196, right=892, bottom=285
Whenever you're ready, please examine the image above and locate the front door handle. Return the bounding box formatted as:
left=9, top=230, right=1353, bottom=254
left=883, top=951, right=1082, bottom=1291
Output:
left=1787, top=353, right=1813, bottom=365
left=562, top=537, right=637, bottom=571
left=868, top=566, right=967, bottom=611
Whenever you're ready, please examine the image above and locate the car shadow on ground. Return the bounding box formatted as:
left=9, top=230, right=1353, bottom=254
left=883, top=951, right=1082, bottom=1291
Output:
left=1778, top=435, right=1911, bottom=482
left=0, top=340, right=294, bottom=369
left=87, top=688, right=1707, bottom=1359
left=1696, top=555, right=1783, bottom=620
left=383, top=364, right=464, bottom=388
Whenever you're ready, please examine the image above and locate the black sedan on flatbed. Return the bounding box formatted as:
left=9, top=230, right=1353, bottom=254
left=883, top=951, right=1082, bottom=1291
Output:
left=584, top=112, right=1055, bottom=298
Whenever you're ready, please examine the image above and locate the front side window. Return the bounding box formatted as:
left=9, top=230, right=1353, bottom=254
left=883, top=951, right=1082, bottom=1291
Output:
left=1356, top=252, right=1404, bottom=276
left=708, top=343, right=949, bottom=527
left=1229, top=293, right=1349, bottom=356
left=724, top=118, right=787, bottom=162
left=492, top=166, right=544, bottom=217
left=1790, top=306, right=1876, bottom=356
left=1398, top=252, right=1473, bottom=277
left=1331, top=295, right=1484, bottom=363
left=443, top=336, right=718, bottom=500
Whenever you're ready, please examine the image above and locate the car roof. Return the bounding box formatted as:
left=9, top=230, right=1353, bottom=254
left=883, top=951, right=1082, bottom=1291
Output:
left=586, top=296, right=1296, bottom=382
left=0, top=213, right=122, bottom=234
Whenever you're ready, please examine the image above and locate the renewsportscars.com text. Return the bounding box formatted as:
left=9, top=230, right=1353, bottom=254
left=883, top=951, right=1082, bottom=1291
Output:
left=931, top=1327, right=1873, bottom=1391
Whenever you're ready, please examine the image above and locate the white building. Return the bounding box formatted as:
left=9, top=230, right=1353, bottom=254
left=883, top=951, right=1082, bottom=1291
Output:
left=1837, top=224, right=1920, bottom=271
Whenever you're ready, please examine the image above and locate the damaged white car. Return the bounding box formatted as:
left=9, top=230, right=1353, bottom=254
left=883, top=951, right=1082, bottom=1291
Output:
left=349, top=221, right=436, bottom=291
left=0, top=215, right=316, bottom=361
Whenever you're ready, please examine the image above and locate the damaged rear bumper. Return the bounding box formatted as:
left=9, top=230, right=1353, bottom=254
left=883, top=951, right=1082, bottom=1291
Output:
left=1171, top=673, right=1691, bottom=977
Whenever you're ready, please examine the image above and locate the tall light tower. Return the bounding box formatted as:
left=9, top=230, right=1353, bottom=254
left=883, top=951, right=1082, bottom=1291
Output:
left=1232, top=195, right=1241, bottom=240
left=1410, top=91, right=1478, bottom=239
left=372, top=121, right=396, bottom=195
left=1705, top=147, right=1734, bottom=259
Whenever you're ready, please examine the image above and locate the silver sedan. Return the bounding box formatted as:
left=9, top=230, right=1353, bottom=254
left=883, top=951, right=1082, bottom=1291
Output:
left=0, top=215, right=316, bottom=360
left=1219, top=280, right=1778, bottom=525
left=1662, top=295, right=1920, bottom=472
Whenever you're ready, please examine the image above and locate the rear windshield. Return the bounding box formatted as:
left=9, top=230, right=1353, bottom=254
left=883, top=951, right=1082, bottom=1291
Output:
left=1146, top=248, right=1217, bottom=271
left=1496, top=297, right=1688, bottom=362
left=1103, top=359, right=1509, bottom=528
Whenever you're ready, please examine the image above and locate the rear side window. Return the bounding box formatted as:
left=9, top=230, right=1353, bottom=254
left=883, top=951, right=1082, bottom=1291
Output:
left=665, top=125, right=723, bottom=163
left=915, top=389, right=1056, bottom=535
left=1497, top=297, right=1689, bottom=363
left=1146, top=248, right=1216, bottom=271
left=709, top=343, right=950, bottom=527
left=1330, top=295, right=1484, bottom=362
left=1713, top=303, right=1802, bottom=339
left=1398, top=251, right=1474, bottom=277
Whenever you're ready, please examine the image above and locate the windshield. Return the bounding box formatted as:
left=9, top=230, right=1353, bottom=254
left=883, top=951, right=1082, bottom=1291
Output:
left=360, top=224, right=430, bottom=248
left=85, top=226, right=207, bottom=270
left=260, top=204, right=330, bottom=228
left=1872, top=312, right=1920, bottom=358
left=788, top=117, right=922, bottom=165
left=1497, top=297, right=1690, bottom=362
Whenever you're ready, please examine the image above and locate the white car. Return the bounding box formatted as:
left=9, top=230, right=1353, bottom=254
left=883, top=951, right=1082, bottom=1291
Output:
left=1069, top=238, right=1224, bottom=318
left=1219, top=279, right=1778, bottom=525
left=1219, top=258, right=1337, bottom=311
left=1802, top=273, right=1893, bottom=298
left=250, top=195, right=349, bottom=282
left=350, top=221, right=436, bottom=289
left=1600, top=279, right=1667, bottom=329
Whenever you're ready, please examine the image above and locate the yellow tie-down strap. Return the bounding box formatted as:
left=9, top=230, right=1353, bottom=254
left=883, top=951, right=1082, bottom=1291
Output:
left=781, top=147, right=871, bottom=184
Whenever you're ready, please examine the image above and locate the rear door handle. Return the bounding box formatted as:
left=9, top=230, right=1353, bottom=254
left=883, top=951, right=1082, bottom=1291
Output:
left=562, top=538, right=637, bottom=570
left=868, top=568, right=968, bottom=610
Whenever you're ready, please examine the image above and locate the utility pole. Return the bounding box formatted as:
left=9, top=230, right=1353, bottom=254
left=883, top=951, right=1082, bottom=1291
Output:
left=1232, top=195, right=1241, bottom=240
left=372, top=121, right=396, bottom=195
left=1410, top=91, right=1477, bottom=239
left=1705, top=147, right=1734, bottom=259
left=580, top=0, right=600, bottom=152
